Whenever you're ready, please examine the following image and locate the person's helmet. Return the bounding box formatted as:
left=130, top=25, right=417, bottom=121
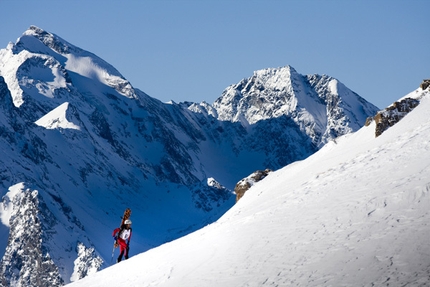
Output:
left=124, top=219, right=132, bottom=225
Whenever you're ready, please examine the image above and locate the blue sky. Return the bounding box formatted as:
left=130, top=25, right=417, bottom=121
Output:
left=1, top=0, right=428, bottom=108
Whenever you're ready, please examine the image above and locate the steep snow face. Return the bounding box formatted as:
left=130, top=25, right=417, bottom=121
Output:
left=214, top=66, right=310, bottom=125
left=35, top=102, right=81, bottom=130
left=0, top=25, right=134, bottom=114
left=67, top=89, right=430, bottom=287
left=20, top=26, right=134, bottom=99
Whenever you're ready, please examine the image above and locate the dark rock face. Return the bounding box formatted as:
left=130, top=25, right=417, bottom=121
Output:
left=420, top=79, right=430, bottom=90
left=366, top=98, right=420, bottom=137
left=235, top=169, right=272, bottom=202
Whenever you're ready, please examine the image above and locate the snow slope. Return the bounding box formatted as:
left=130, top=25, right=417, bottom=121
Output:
left=68, top=89, right=430, bottom=286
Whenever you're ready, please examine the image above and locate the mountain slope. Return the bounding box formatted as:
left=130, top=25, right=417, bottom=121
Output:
left=68, top=88, right=430, bottom=286
left=188, top=66, right=379, bottom=184
left=0, top=26, right=379, bottom=285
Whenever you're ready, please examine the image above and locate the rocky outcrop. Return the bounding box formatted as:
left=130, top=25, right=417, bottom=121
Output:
left=420, top=79, right=430, bottom=90
left=235, top=169, right=272, bottom=202
left=70, top=243, right=103, bottom=282
left=0, top=185, right=63, bottom=287
left=365, top=98, right=420, bottom=137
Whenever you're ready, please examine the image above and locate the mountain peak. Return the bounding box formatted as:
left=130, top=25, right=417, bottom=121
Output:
left=26, top=25, right=47, bottom=36
left=213, top=65, right=379, bottom=146
left=253, top=65, right=298, bottom=77
left=0, top=25, right=136, bottom=112
left=250, top=65, right=300, bottom=92
left=11, top=25, right=75, bottom=57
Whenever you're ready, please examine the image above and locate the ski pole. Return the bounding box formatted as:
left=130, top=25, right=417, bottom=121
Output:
left=111, top=240, right=116, bottom=264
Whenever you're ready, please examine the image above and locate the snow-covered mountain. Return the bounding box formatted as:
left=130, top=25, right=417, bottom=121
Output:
left=68, top=87, right=430, bottom=287
left=0, top=26, right=378, bottom=286
left=212, top=66, right=375, bottom=146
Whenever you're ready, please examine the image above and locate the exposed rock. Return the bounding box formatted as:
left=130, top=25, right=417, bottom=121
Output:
left=364, top=116, right=373, bottom=127
left=370, top=98, right=420, bottom=137
left=235, top=169, right=272, bottom=202
left=420, top=79, right=430, bottom=90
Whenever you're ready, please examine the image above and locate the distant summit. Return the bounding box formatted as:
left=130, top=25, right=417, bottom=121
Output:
left=0, top=26, right=379, bottom=285
left=210, top=65, right=378, bottom=147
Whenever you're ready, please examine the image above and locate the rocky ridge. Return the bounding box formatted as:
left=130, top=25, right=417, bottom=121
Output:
left=365, top=81, right=428, bottom=137
left=234, top=169, right=272, bottom=202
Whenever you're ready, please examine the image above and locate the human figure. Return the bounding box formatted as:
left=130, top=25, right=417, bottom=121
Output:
left=112, top=219, right=132, bottom=262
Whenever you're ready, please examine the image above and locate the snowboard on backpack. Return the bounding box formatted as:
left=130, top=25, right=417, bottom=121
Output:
left=120, top=208, right=132, bottom=227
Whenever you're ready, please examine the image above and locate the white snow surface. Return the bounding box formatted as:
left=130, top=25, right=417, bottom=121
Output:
left=68, top=90, right=430, bottom=286
left=0, top=183, right=25, bottom=227
left=34, top=102, right=80, bottom=130
left=0, top=26, right=135, bottom=109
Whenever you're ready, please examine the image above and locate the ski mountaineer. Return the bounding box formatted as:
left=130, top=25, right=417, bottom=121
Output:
left=112, top=219, right=132, bottom=262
